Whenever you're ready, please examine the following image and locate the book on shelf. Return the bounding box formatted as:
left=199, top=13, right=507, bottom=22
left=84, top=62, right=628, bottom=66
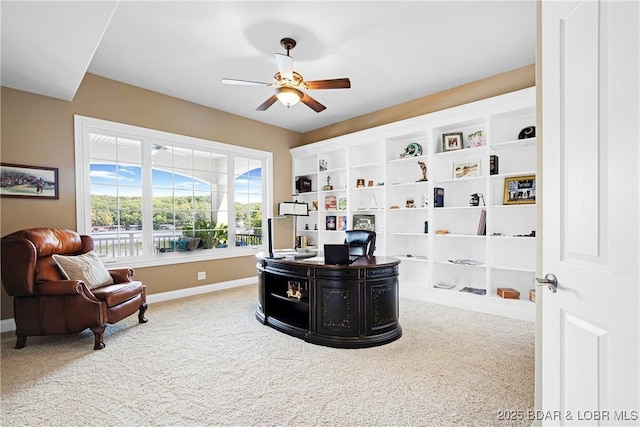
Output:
left=324, top=195, right=337, bottom=210
left=337, top=215, right=347, bottom=231
left=434, top=187, right=444, bottom=207
left=338, top=197, right=347, bottom=210
left=434, top=282, right=456, bottom=289
left=448, top=259, right=484, bottom=266
left=459, top=287, right=486, bottom=295
left=295, top=176, right=312, bottom=193
left=326, top=215, right=337, bottom=231
left=477, top=209, right=487, bottom=235
left=490, top=155, right=499, bottom=175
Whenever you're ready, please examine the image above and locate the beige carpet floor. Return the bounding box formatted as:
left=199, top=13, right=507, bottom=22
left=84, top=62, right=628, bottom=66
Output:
left=1, top=284, right=534, bottom=426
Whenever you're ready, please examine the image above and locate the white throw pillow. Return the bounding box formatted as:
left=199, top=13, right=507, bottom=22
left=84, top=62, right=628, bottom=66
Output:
left=52, top=250, right=114, bottom=290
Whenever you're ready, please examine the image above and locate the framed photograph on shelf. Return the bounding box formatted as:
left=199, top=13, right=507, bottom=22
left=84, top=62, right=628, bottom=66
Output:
left=326, top=215, right=337, bottom=231
left=324, top=195, right=337, bottom=210
left=337, top=215, right=347, bottom=231
left=467, top=130, right=484, bottom=147
left=0, top=163, right=59, bottom=199
left=353, top=214, right=375, bottom=231
left=442, top=132, right=463, bottom=152
left=338, top=197, right=347, bottom=210
left=453, top=159, right=480, bottom=179
left=503, top=175, right=536, bottom=205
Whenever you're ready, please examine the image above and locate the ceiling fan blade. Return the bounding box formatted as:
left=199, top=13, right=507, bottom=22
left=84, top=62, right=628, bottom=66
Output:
left=300, top=93, right=326, bottom=113
left=256, top=94, right=278, bottom=111
left=305, top=78, right=351, bottom=90
left=222, top=78, right=271, bottom=86
left=275, top=53, right=293, bottom=81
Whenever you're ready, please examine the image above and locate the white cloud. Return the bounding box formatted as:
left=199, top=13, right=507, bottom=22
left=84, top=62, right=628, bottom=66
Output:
left=90, top=170, right=117, bottom=180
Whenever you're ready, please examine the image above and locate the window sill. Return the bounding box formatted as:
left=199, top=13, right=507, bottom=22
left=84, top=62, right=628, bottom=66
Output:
left=101, top=246, right=263, bottom=269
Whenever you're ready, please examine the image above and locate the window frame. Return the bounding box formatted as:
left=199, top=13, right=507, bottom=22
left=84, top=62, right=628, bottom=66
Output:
left=74, top=115, right=273, bottom=269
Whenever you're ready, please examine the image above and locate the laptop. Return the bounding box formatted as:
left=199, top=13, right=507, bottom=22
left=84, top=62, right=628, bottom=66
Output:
left=324, top=244, right=359, bottom=265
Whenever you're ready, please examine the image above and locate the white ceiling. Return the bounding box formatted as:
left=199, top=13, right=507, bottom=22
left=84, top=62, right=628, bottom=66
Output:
left=1, top=1, right=536, bottom=133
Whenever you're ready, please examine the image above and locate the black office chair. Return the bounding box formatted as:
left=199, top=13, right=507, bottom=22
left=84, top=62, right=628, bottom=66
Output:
left=344, top=230, right=376, bottom=256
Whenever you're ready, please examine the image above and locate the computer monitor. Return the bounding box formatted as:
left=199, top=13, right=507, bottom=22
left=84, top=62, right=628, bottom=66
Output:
left=267, top=218, right=285, bottom=258
left=324, top=244, right=358, bottom=265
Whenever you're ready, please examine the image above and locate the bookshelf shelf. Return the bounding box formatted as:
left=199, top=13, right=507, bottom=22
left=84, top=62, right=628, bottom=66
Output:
left=290, top=87, right=535, bottom=321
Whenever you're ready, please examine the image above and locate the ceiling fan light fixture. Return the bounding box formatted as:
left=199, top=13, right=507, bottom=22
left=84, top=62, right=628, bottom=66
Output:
left=276, top=86, right=303, bottom=107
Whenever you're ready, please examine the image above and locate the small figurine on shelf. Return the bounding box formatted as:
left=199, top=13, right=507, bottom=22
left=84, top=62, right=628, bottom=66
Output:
left=287, top=281, right=308, bottom=300
left=417, top=161, right=427, bottom=182
left=323, top=176, right=333, bottom=191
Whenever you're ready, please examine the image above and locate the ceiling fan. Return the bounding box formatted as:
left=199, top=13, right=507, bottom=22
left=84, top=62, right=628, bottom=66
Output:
left=222, top=38, right=351, bottom=113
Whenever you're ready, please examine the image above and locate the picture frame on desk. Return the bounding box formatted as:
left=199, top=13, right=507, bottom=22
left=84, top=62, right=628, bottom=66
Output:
left=442, top=132, right=463, bottom=152
left=503, top=175, right=536, bottom=205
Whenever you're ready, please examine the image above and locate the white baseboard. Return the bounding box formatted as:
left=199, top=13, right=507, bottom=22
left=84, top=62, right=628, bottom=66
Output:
left=400, top=287, right=535, bottom=322
left=0, top=277, right=257, bottom=333
left=146, top=277, right=256, bottom=304
left=1, top=317, right=16, bottom=333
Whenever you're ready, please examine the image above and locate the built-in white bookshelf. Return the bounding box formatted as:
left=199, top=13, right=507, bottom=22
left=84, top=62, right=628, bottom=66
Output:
left=290, top=87, right=536, bottom=320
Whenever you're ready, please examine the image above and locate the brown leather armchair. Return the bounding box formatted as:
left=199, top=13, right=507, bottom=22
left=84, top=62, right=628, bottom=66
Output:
left=1, top=228, right=148, bottom=350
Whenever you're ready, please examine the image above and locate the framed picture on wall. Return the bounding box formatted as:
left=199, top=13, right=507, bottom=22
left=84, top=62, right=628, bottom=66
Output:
left=0, top=163, right=59, bottom=199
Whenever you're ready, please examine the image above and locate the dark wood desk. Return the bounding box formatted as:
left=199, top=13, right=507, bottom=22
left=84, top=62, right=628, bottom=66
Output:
left=255, top=253, right=402, bottom=348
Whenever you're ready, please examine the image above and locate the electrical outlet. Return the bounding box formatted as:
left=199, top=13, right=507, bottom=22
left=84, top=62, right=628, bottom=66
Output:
left=198, top=272, right=206, bottom=280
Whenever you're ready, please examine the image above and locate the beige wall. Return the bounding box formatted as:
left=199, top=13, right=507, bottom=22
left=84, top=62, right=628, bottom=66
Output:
left=1, top=65, right=534, bottom=320
left=0, top=73, right=300, bottom=319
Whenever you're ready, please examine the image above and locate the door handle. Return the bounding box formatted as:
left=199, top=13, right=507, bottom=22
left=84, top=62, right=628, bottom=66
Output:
left=535, top=274, right=558, bottom=293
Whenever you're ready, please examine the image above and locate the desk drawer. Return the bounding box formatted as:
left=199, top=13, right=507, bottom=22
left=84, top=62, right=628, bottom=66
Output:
left=365, top=265, right=398, bottom=279
left=266, top=264, right=309, bottom=278
left=316, top=267, right=360, bottom=281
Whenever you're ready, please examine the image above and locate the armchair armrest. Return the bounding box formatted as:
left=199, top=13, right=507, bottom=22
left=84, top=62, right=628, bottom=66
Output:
left=0, top=238, right=37, bottom=296
left=34, top=280, right=85, bottom=296
left=34, top=280, right=102, bottom=302
left=108, top=268, right=134, bottom=284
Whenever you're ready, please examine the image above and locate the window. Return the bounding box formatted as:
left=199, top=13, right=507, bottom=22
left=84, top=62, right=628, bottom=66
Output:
left=74, top=116, right=272, bottom=267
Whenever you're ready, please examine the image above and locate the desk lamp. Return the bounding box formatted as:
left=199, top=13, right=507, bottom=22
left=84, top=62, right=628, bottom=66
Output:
left=278, top=200, right=310, bottom=248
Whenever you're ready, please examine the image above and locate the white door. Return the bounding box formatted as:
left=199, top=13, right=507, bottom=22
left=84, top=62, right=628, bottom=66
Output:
left=541, top=0, right=639, bottom=425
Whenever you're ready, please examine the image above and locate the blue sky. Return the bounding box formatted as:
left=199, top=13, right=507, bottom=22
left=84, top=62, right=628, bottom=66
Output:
left=90, top=164, right=262, bottom=201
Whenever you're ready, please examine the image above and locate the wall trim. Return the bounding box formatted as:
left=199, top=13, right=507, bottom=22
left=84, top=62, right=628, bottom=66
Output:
left=0, top=276, right=257, bottom=333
